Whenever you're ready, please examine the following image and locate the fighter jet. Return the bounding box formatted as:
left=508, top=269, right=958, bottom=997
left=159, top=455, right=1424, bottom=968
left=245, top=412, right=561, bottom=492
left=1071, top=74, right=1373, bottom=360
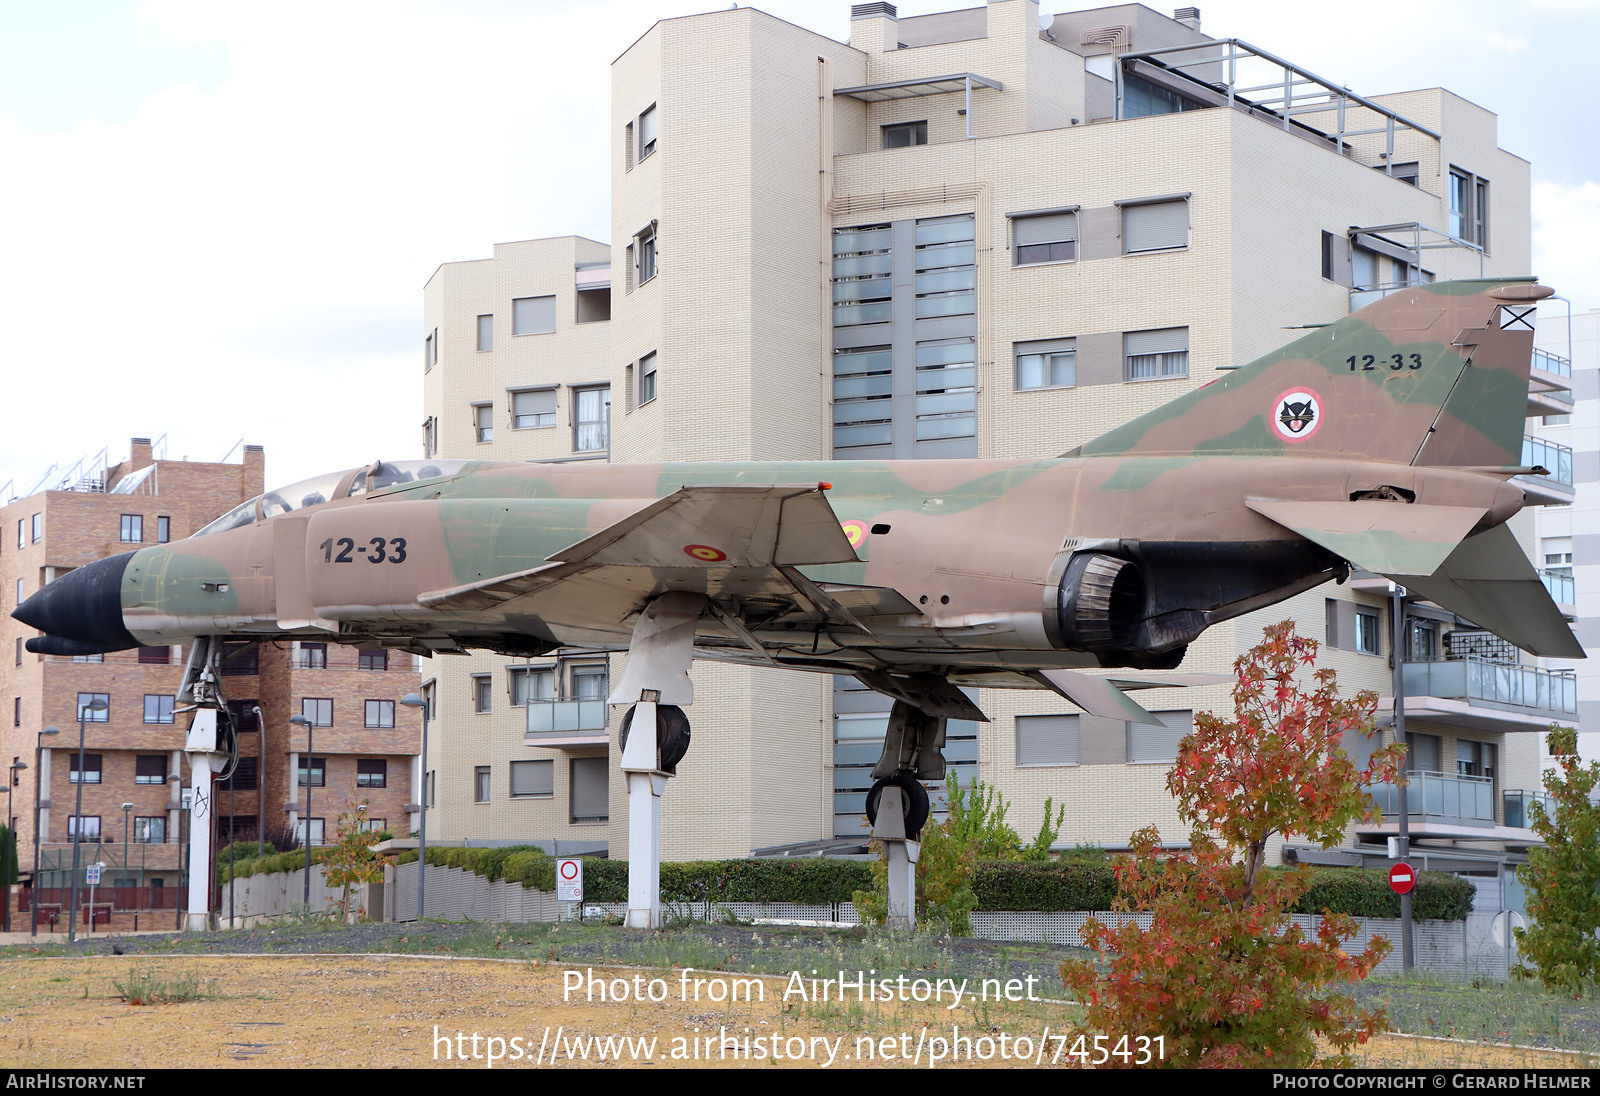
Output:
left=14, top=278, right=1579, bottom=827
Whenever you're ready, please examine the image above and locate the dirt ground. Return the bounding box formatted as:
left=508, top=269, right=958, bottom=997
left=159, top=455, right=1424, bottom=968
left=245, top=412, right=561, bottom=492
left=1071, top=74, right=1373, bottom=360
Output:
left=0, top=953, right=1591, bottom=1070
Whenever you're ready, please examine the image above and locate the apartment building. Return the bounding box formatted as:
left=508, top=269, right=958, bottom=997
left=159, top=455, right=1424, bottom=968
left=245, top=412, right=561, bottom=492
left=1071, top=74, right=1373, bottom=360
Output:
left=2, top=440, right=421, bottom=927
left=420, top=1, right=1572, bottom=884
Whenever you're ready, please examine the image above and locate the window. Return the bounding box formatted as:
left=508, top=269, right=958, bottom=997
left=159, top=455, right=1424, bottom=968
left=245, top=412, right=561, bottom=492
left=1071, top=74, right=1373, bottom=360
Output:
left=220, top=641, right=258, bottom=675
left=1457, top=739, right=1496, bottom=781
left=364, top=700, right=395, bottom=728
left=510, top=759, right=554, bottom=798
left=511, top=388, right=557, bottom=429
left=573, top=386, right=610, bottom=453
left=358, top=649, right=387, bottom=671
left=473, top=675, right=492, bottom=713
left=138, top=645, right=170, bottom=664
left=1449, top=167, right=1489, bottom=247
left=142, top=695, right=175, bottom=724
left=1012, top=210, right=1077, bottom=265
left=882, top=120, right=927, bottom=148
left=298, top=756, right=326, bottom=787
left=638, top=352, right=657, bottom=406
left=77, top=693, right=109, bottom=722
left=16, top=519, right=23, bottom=549
left=68, top=816, right=101, bottom=839
left=570, top=664, right=609, bottom=700
left=301, top=698, right=333, bottom=727
left=135, top=755, right=167, bottom=785
left=636, top=225, right=658, bottom=284
left=357, top=758, right=387, bottom=788
left=134, top=817, right=165, bottom=844
left=475, top=766, right=491, bottom=803
left=1121, top=197, right=1189, bottom=253
left=120, top=514, right=143, bottom=543
left=424, top=328, right=437, bottom=372
left=71, top=653, right=103, bottom=664
left=226, top=699, right=260, bottom=733
left=157, top=516, right=170, bottom=543
left=474, top=403, right=494, bottom=444
left=31, top=513, right=42, bottom=543
left=1125, top=327, right=1189, bottom=380
left=296, top=642, right=327, bottom=669
left=509, top=667, right=555, bottom=706
left=512, top=295, right=556, bottom=336
left=1355, top=609, right=1379, bottom=655
left=295, top=818, right=326, bottom=846
left=476, top=314, right=493, bottom=352
left=832, top=346, right=893, bottom=450
left=222, top=756, right=258, bottom=791
left=15, top=638, right=22, bottom=666
left=16, top=578, right=23, bottom=605
left=1406, top=619, right=1439, bottom=662
left=68, top=753, right=102, bottom=784
left=570, top=757, right=609, bottom=822
left=1015, top=338, right=1076, bottom=390
left=1017, top=715, right=1079, bottom=767
left=1127, top=710, right=1193, bottom=764
left=427, top=770, right=435, bottom=808
left=637, top=103, right=658, bottom=160
left=359, top=817, right=387, bottom=834
left=423, top=415, right=438, bottom=458
left=12, top=697, right=18, bottom=727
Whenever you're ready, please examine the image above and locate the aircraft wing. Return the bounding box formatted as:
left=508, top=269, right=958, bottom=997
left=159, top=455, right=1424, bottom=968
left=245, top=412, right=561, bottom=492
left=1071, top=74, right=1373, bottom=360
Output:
left=1381, top=524, right=1585, bottom=660
left=417, top=485, right=910, bottom=637
left=1030, top=669, right=1165, bottom=725
left=1246, top=498, right=1486, bottom=577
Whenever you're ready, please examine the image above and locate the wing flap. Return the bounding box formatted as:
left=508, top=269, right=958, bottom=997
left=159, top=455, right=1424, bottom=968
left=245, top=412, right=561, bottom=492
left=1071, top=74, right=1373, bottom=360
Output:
left=1246, top=497, right=1485, bottom=576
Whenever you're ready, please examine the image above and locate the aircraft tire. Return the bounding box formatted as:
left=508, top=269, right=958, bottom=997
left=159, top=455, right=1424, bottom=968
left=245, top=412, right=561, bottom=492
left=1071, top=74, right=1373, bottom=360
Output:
left=865, top=773, right=930, bottom=839
left=619, top=704, right=692, bottom=775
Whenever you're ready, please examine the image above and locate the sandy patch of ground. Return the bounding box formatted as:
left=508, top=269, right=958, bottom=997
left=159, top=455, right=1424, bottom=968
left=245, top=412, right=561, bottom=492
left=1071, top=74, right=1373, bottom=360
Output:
left=0, top=955, right=1589, bottom=1070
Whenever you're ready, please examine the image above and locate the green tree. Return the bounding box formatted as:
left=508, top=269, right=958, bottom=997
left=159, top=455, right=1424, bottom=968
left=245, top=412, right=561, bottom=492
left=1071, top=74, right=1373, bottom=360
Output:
left=321, top=802, right=385, bottom=920
left=1061, top=621, right=1406, bottom=1068
left=1515, top=725, right=1600, bottom=996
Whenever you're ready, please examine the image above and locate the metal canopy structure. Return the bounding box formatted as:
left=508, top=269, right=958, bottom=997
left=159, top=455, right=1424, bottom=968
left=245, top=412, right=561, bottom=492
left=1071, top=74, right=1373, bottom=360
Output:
left=1114, top=38, right=1440, bottom=167
left=834, top=73, right=1003, bottom=139
left=833, top=72, right=1002, bottom=102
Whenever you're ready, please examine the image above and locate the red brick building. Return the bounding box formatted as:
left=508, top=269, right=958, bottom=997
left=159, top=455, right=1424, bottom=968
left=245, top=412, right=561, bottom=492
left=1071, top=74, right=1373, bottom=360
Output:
left=2, top=439, right=420, bottom=929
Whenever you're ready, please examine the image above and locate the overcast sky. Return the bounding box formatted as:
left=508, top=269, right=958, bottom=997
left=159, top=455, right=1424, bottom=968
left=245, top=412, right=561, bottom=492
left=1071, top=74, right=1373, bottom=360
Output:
left=2, top=0, right=1595, bottom=497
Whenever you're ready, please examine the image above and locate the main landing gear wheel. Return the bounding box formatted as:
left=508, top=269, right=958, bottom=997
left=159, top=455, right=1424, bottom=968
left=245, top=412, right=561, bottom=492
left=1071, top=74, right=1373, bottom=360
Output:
left=865, top=773, right=930, bottom=839
left=619, top=704, right=691, bottom=774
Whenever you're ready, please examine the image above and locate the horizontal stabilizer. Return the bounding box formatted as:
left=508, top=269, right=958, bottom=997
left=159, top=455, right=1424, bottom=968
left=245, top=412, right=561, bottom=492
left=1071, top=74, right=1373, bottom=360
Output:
left=1247, top=498, right=1485, bottom=577
left=1032, top=669, right=1163, bottom=725
left=1383, top=524, right=1584, bottom=659
left=551, top=484, right=858, bottom=568
left=1105, top=671, right=1232, bottom=690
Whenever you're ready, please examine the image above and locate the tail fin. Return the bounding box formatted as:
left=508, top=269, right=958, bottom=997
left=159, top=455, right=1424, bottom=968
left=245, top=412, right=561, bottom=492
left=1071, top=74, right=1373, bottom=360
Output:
left=1077, top=279, right=1551, bottom=466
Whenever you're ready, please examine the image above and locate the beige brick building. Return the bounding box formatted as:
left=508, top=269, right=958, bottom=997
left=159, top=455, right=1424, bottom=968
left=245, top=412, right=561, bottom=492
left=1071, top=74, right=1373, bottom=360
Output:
left=2, top=440, right=420, bottom=928
left=420, top=1, right=1571, bottom=893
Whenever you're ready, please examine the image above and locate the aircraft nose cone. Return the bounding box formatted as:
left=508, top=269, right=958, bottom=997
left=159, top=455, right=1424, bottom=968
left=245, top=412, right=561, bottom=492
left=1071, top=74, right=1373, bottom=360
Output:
left=12, top=550, right=140, bottom=655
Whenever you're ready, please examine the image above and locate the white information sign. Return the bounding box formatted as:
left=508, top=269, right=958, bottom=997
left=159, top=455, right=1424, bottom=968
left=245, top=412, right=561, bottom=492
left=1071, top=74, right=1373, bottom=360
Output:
left=556, top=858, right=583, bottom=902
left=86, top=864, right=102, bottom=885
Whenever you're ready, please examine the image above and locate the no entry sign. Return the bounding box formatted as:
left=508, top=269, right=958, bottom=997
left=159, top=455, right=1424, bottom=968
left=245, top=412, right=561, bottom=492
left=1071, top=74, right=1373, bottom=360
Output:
left=556, top=857, right=583, bottom=902
left=1389, top=863, right=1416, bottom=895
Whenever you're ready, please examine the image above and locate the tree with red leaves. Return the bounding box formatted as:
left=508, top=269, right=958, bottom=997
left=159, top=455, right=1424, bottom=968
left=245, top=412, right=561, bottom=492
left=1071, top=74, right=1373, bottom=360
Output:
left=1060, top=621, right=1407, bottom=1068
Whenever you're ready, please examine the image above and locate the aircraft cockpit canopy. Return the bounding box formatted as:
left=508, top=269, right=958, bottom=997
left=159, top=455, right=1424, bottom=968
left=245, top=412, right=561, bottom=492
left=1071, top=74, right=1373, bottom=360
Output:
left=193, top=459, right=469, bottom=537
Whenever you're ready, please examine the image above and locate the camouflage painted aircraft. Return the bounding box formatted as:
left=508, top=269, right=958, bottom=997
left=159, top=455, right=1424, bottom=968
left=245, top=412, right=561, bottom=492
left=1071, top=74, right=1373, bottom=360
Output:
left=13, top=279, right=1580, bottom=825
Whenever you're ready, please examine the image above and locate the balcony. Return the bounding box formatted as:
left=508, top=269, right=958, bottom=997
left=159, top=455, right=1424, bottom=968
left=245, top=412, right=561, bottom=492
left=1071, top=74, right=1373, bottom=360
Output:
left=1518, top=435, right=1574, bottom=505
left=1371, top=770, right=1495, bottom=826
left=1502, top=788, right=1555, bottom=830
left=1529, top=348, right=1575, bottom=416
left=1393, top=657, right=1577, bottom=732
left=525, top=699, right=609, bottom=748
left=1539, top=569, right=1576, bottom=619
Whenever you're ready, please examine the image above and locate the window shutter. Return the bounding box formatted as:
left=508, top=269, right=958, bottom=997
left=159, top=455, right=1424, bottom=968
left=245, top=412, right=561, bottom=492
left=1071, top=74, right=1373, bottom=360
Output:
left=571, top=757, right=609, bottom=820
left=1126, top=710, right=1192, bottom=763
left=1123, top=199, right=1188, bottom=252
left=511, top=760, right=554, bottom=796
left=512, top=295, right=556, bottom=335
left=512, top=389, right=556, bottom=417
left=1017, top=715, right=1079, bottom=765
left=1013, top=211, right=1077, bottom=246
left=1124, top=327, right=1188, bottom=357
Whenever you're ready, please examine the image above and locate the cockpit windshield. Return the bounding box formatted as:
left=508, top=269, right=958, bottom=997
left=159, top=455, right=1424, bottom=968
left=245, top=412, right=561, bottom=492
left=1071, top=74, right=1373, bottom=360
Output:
left=192, top=460, right=469, bottom=537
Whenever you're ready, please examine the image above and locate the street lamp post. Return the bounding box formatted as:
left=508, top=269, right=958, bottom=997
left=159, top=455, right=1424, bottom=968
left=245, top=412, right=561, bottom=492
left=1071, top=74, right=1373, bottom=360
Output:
left=32, top=726, right=58, bottom=936
left=120, top=802, right=133, bottom=917
left=290, top=713, right=313, bottom=905
left=5, top=759, right=27, bottom=933
left=400, top=692, right=429, bottom=922
left=68, top=698, right=108, bottom=944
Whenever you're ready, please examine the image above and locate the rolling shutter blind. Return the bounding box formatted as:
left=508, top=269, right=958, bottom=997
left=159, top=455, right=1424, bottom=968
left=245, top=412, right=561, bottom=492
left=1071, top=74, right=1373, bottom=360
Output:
left=512, top=295, right=556, bottom=335
left=1124, top=327, right=1188, bottom=356
left=1126, top=710, right=1192, bottom=763
left=510, top=760, right=553, bottom=796
left=570, top=757, right=609, bottom=820
left=1017, top=715, right=1079, bottom=766
left=1013, top=211, right=1077, bottom=246
left=1123, top=199, right=1187, bottom=252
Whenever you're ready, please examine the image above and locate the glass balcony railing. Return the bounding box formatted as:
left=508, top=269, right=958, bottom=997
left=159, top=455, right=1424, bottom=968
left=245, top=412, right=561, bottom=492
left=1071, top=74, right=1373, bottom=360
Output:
left=1540, top=569, right=1575, bottom=605
left=526, top=699, right=609, bottom=736
left=1502, top=788, right=1556, bottom=830
left=1521, top=436, right=1574, bottom=487
left=1370, top=770, right=1495, bottom=824
left=1403, top=657, right=1578, bottom=716
left=1533, top=348, right=1573, bottom=380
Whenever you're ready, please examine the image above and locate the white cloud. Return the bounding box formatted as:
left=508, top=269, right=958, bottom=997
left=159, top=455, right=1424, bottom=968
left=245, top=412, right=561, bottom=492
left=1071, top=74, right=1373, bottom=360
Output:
left=1534, top=180, right=1600, bottom=310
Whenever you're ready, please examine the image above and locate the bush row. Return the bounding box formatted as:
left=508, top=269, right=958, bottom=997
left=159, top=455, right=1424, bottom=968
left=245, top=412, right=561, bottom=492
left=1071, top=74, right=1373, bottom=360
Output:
left=388, top=850, right=1469, bottom=921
